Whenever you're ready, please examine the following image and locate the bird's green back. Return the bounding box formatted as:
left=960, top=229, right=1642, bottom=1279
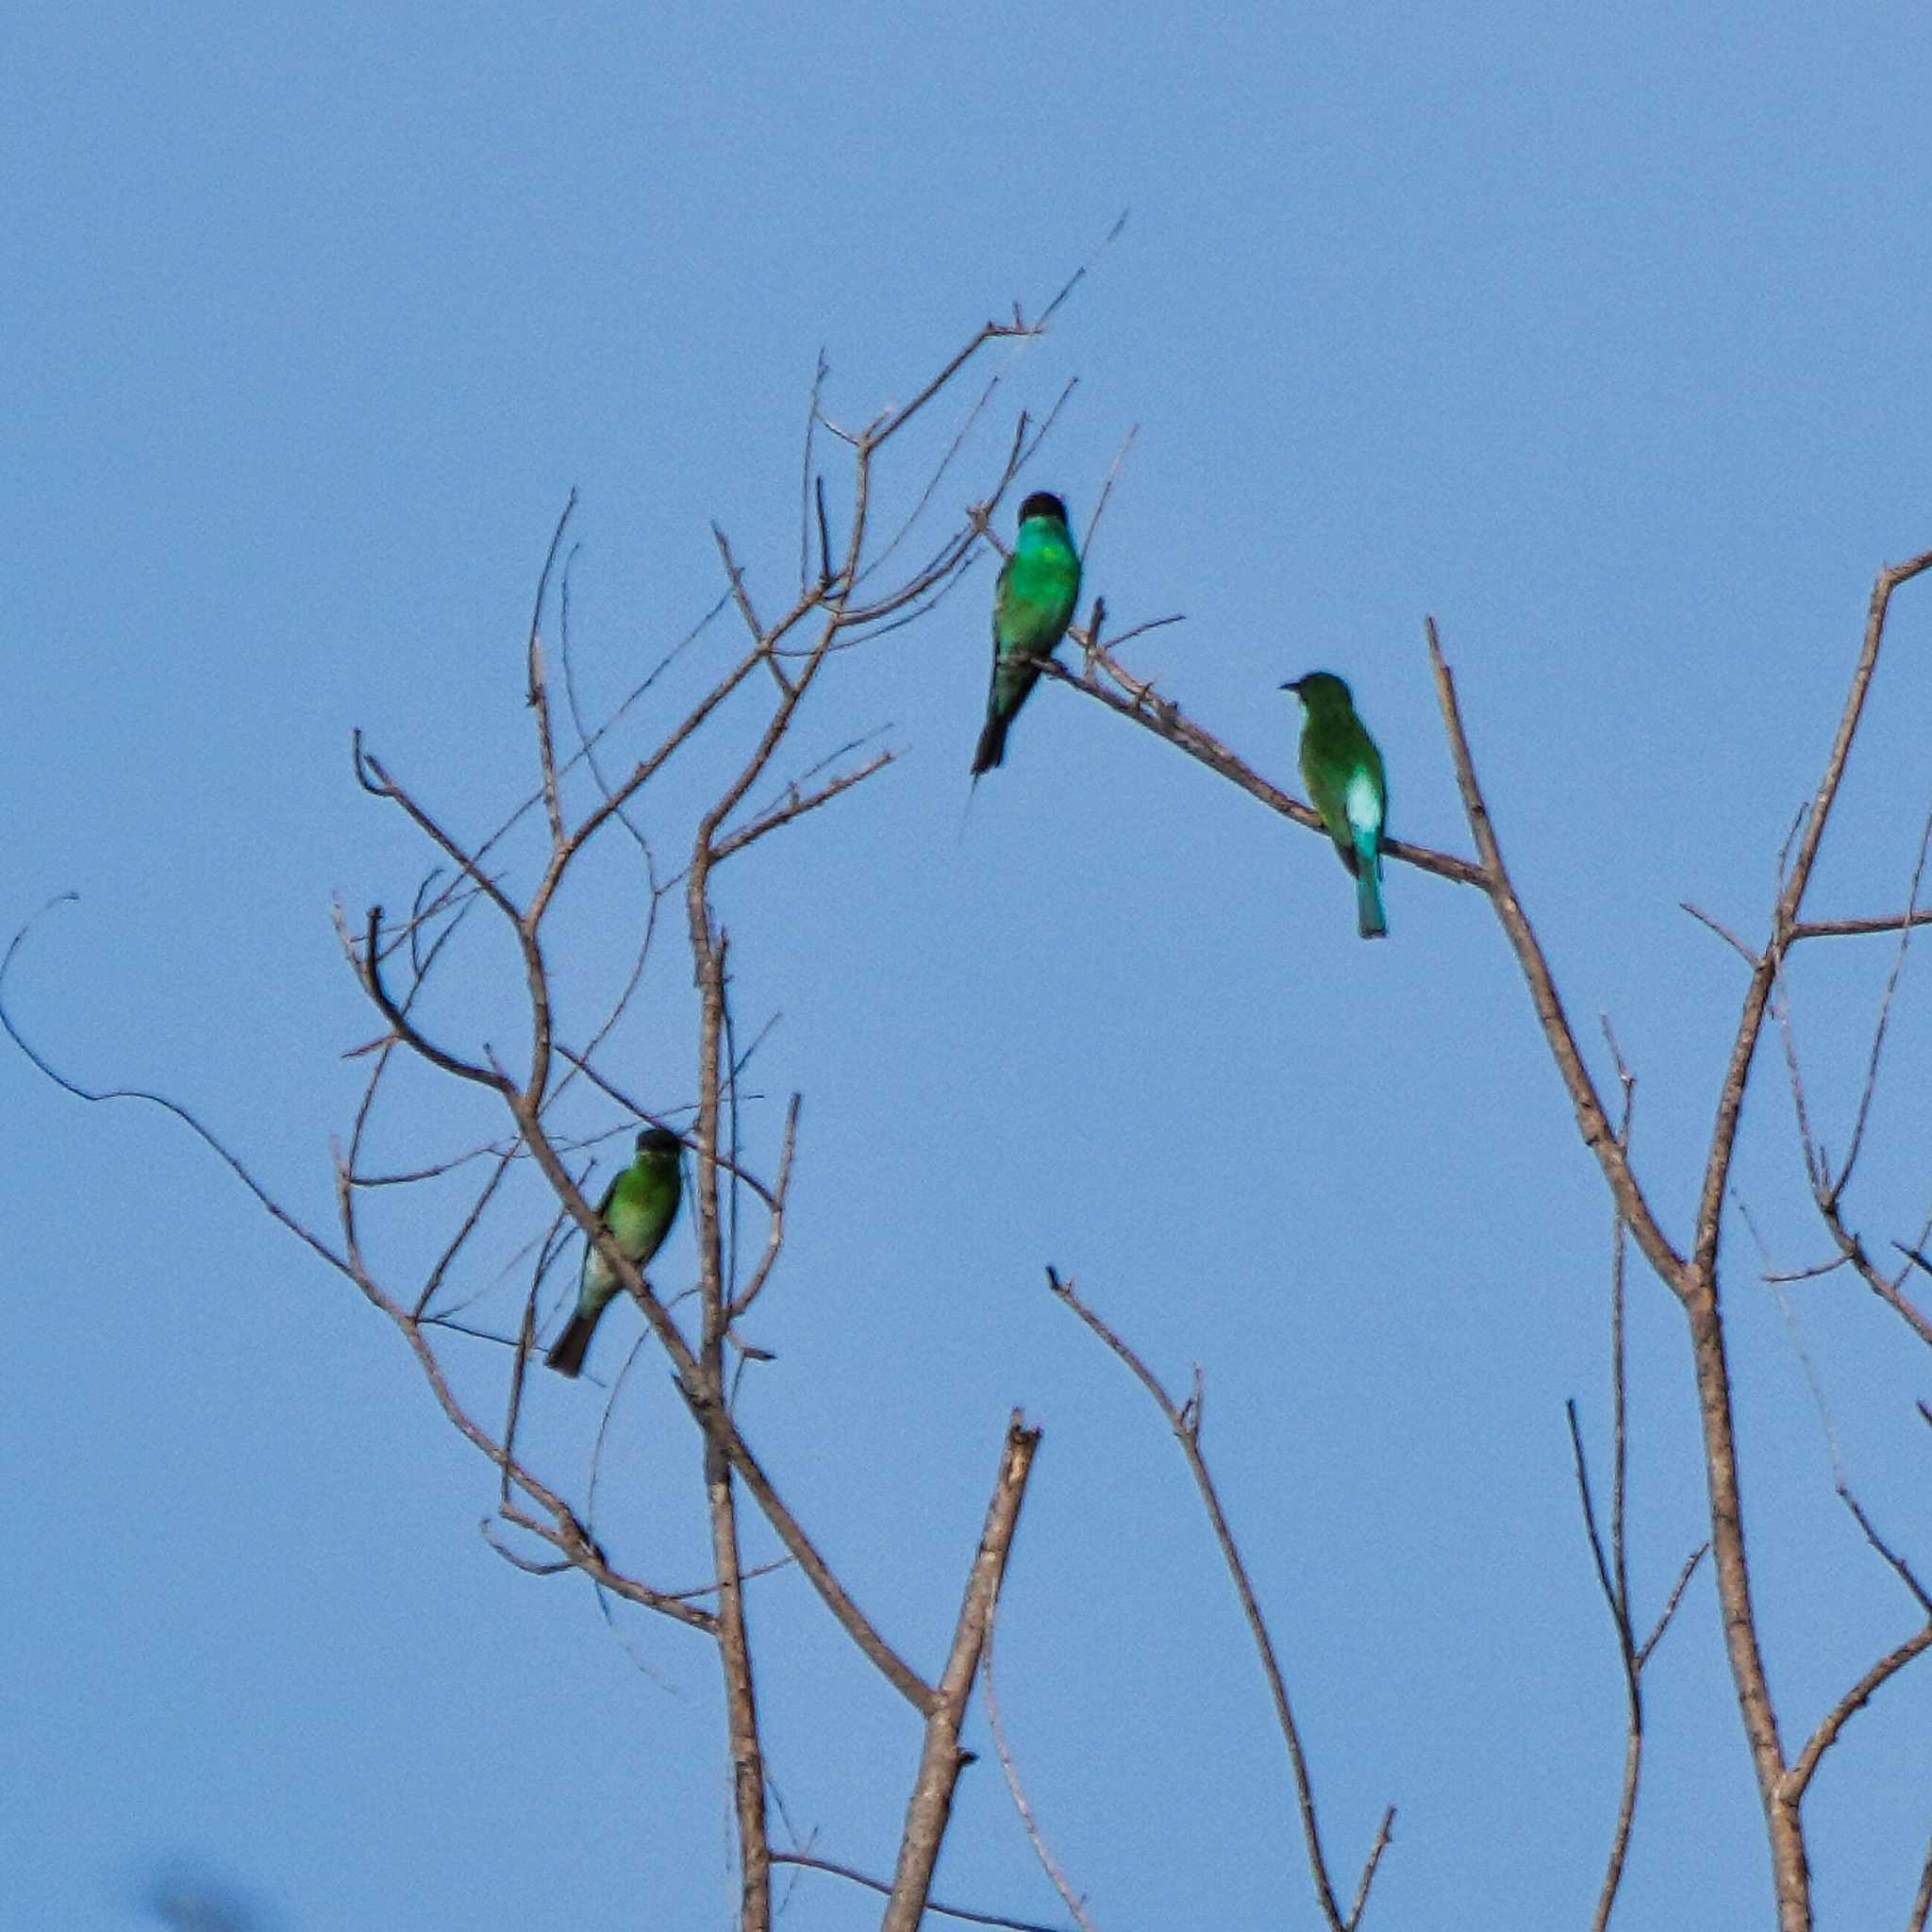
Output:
left=971, top=494, right=1082, bottom=776
left=994, top=514, right=1080, bottom=657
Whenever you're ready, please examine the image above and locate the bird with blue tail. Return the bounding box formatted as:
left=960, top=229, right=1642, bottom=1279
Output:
left=545, top=1126, right=684, bottom=1377
left=972, top=491, right=1082, bottom=775
left=1282, top=672, right=1389, bottom=940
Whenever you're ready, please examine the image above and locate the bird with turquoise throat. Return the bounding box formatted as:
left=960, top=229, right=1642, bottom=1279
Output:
left=972, top=491, right=1082, bottom=775
left=545, top=1126, right=684, bottom=1377
left=1283, top=672, right=1389, bottom=940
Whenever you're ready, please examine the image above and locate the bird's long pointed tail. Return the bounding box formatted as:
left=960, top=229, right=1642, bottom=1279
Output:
left=971, top=710, right=1009, bottom=775
left=955, top=777, right=981, bottom=849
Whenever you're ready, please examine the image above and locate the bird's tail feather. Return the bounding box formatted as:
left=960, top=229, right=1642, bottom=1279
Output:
left=544, top=1309, right=597, bottom=1378
left=971, top=711, right=1008, bottom=775
left=1355, top=851, right=1388, bottom=940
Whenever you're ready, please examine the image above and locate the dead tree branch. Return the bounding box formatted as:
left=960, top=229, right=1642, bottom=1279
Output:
left=1046, top=1268, right=1392, bottom=1932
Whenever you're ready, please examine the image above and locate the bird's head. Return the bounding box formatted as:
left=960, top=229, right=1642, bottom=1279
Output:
left=1281, top=670, right=1353, bottom=711
left=1016, top=491, right=1069, bottom=527
left=635, top=1126, right=684, bottom=1160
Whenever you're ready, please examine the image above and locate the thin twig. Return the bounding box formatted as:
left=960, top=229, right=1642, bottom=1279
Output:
left=1681, top=902, right=1762, bottom=966
left=1, top=898, right=354, bottom=1280
left=1046, top=1267, right=1391, bottom=1932
left=1635, top=1546, right=1710, bottom=1671
left=525, top=491, right=576, bottom=848
left=983, top=1606, right=1100, bottom=1932
left=1425, top=622, right=1685, bottom=1289
left=1782, top=1624, right=1932, bottom=1805
left=1828, top=792, right=1932, bottom=1202
left=767, top=1854, right=1067, bottom=1932
left=1078, top=423, right=1139, bottom=565
left=1836, top=1485, right=1932, bottom=1617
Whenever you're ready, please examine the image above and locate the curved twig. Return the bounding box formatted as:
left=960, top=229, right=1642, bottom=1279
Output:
left=1046, top=1267, right=1391, bottom=1932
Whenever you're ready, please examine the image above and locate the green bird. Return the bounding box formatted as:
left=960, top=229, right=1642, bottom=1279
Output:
left=1282, top=672, right=1389, bottom=939
left=972, top=491, right=1082, bottom=774
left=545, top=1126, right=684, bottom=1378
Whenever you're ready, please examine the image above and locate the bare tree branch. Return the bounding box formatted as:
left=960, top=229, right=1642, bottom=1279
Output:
left=1782, top=1624, right=1932, bottom=1806
left=1046, top=1268, right=1391, bottom=1932
left=524, top=491, right=577, bottom=847
left=1425, top=621, right=1686, bottom=1289
left=881, top=1414, right=1042, bottom=1932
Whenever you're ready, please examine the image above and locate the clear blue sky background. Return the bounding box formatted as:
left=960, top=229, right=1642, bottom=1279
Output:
left=5, top=6, right=1930, bottom=1928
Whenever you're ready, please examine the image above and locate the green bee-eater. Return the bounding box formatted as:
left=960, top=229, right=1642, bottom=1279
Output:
left=545, top=1126, right=684, bottom=1377
left=972, top=491, right=1082, bottom=774
left=1283, top=672, right=1389, bottom=940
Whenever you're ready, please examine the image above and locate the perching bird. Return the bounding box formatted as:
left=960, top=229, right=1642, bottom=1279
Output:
left=545, top=1126, right=684, bottom=1377
left=1282, top=672, right=1389, bottom=939
left=972, top=491, right=1082, bottom=774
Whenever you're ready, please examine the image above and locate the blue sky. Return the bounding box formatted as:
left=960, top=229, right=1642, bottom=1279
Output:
left=5, top=5, right=1931, bottom=1927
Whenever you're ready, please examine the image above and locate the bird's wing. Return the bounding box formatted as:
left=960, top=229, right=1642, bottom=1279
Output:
left=991, top=551, right=1016, bottom=650
left=593, top=1168, right=623, bottom=1220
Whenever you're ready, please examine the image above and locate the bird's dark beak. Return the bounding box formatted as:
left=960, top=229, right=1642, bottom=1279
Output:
left=1279, top=679, right=1299, bottom=694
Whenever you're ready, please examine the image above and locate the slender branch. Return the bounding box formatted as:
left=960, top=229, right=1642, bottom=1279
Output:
left=1682, top=901, right=1762, bottom=967
left=1836, top=1485, right=1932, bottom=1618
left=710, top=747, right=898, bottom=864
left=352, top=737, right=525, bottom=931
left=1424, top=621, right=1686, bottom=1290
left=881, top=1414, right=1041, bottom=1932
left=1635, top=1546, right=1710, bottom=1672
left=1346, top=1813, right=1396, bottom=1932
left=767, top=1854, right=1067, bottom=1932
left=1604, top=1019, right=1635, bottom=1624
left=1425, top=625, right=1793, bottom=1891
left=1078, top=423, right=1139, bottom=564
left=726, top=1094, right=800, bottom=1323
left=1046, top=1268, right=1391, bottom=1932
left=797, top=348, right=829, bottom=592
left=707, top=1412, right=771, bottom=1928
left=413, top=1144, right=519, bottom=1320
left=528, top=641, right=767, bottom=919
left=1690, top=546, right=1932, bottom=1275
left=853, top=373, right=1001, bottom=591
left=1790, top=908, right=1932, bottom=940
left=1782, top=1624, right=1932, bottom=1804
left=1766, top=785, right=1932, bottom=1351
left=1686, top=549, right=1932, bottom=1927
left=983, top=1607, right=1099, bottom=1932
left=1041, top=651, right=1485, bottom=890
left=1566, top=1401, right=1707, bottom=1931
left=1, top=899, right=354, bottom=1281
left=1567, top=1402, right=1622, bottom=1644
left=1827, top=792, right=1932, bottom=1203
left=524, top=491, right=576, bottom=848
left=356, top=907, right=511, bottom=1095
left=863, top=314, right=1043, bottom=451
